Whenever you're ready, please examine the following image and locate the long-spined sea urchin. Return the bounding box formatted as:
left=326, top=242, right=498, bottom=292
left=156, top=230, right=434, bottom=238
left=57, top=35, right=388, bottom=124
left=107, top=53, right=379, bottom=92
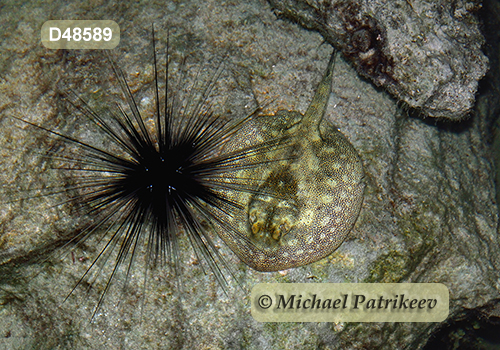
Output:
left=4, top=27, right=290, bottom=319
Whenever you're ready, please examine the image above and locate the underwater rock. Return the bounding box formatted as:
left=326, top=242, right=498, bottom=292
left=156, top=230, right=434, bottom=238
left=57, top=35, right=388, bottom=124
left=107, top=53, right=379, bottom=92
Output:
left=1, top=0, right=500, bottom=349
left=267, top=0, right=489, bottom=120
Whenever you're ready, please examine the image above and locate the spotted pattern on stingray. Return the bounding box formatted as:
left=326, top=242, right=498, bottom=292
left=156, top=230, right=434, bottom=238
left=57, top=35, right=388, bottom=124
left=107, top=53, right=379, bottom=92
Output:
left=220, top=51, right=364, bottom=271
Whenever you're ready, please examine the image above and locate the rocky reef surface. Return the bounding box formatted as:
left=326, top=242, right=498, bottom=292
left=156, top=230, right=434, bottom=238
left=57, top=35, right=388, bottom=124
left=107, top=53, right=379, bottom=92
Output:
left=0, top=0, right=499, bottom=349
left=268, top=0, right=489, bottom=121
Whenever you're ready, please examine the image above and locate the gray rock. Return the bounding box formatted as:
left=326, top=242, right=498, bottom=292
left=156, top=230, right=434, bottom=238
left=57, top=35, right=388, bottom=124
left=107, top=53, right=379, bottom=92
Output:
left=267, top=0, right=489, bottom=121
left=0, top=0, right=499, bottom=349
